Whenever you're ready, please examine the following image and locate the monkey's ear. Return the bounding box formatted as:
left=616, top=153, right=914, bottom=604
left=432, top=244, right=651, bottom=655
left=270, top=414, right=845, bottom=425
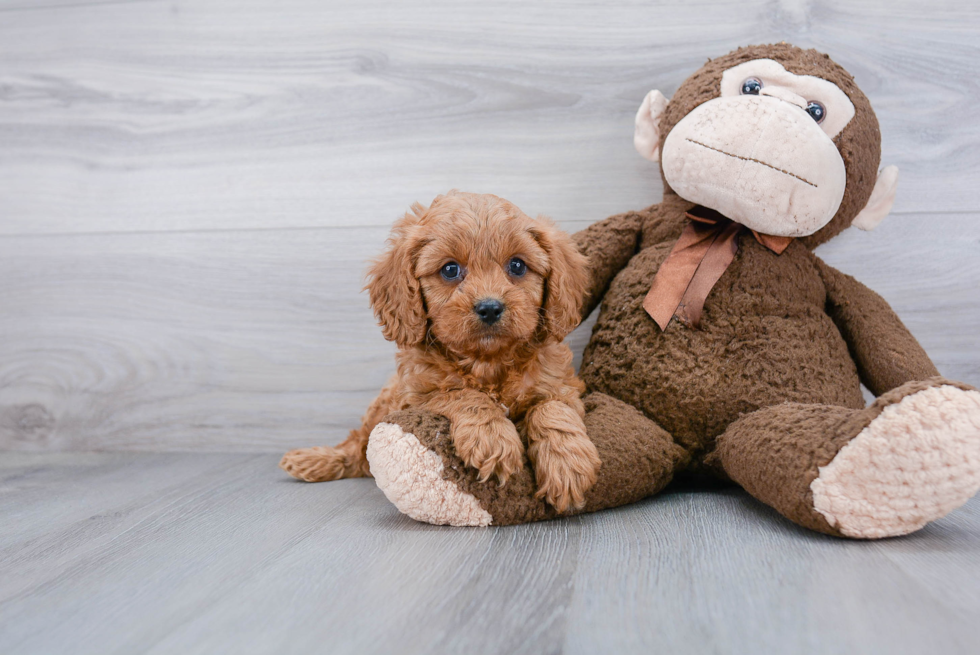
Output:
left=366, top=209, right=428, bottom=348
left=852, top=166, right=899, bottom=231
left=634, top=90, right=669, bottom=162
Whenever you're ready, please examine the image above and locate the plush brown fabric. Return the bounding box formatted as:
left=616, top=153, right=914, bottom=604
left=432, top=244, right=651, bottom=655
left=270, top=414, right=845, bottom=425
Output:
left=814, top=256, right=940, bottom=394
left=643, top=207, right=793, bottom=330
left=578, top=44, right=924, bottom=457
left=374, top=44, right=975, bottom=536
left=571, top=44, right=950, bottom=531
left=383, top=407, right=556, bottom=525
left=574, top=210, right=646, bottom=319
left=574, top=195, right=695, bottom=322
left=711, top=376, right=975, bottom=536
left=580, top=236, right=868, bottom=458
left=578, top=393, right=689, bottom=513
left=655, top=43, right=881, bottom=249
left=709, top=402, right=855, bottom=535
left=384, top=392, right=686, bottom=525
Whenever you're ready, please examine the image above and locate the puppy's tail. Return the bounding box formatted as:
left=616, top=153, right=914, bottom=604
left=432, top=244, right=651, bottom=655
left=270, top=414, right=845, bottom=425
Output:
left=280, top=442, right=369, bottom=482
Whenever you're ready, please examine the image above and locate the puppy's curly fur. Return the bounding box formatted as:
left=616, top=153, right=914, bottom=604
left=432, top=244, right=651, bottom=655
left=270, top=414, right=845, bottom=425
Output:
left=280, top=191, right=600, bottom=512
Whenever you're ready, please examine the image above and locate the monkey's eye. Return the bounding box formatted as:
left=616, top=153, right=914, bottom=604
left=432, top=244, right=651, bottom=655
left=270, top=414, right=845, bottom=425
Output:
left=508, top=258, right=527, bottom=277
left=805, top=101, right=826, bottom=123
left=440, top=261, right=461, bottom=281
left=740, top=77, right=763, bottom=95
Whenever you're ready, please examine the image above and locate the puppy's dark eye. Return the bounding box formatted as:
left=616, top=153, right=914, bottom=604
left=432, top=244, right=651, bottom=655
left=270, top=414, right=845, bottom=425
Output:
left=440, top=261, right=461, bottom=281
left=740, top=77, right=762, bottom=95
left=805, top=101, right=826, bottom=123
left=508, top=258, right=527, bottom=277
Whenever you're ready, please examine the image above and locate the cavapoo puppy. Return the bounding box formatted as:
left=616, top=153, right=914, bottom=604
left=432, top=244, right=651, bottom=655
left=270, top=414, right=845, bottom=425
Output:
left=280, top=191, right=600, bottom=512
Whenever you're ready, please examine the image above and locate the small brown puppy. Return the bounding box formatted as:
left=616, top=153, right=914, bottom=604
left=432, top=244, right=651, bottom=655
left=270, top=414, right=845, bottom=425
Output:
left=280, top=191, right=600, bottom=512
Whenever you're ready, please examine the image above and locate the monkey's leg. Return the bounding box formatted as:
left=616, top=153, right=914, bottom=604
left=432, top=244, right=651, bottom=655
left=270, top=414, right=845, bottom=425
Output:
left=711, top=378, right=980, bottom=538
left=280, top=384, right=398, bottom=482
left=366, top=392, right=689, bottom=526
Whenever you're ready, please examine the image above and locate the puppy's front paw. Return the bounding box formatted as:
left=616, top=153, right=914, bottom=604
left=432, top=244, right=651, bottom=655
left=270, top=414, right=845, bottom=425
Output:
left=452, top=418, right=524, bottom=485
left=529, top=427, right=601, bottom=513
left=280, top=446, right=346, bottom=482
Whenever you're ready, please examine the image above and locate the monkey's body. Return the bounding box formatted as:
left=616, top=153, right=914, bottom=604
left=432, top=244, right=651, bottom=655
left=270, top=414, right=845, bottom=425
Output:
left=581, top=208, right=867, bottom=460
left=559, top=195, right=962, bottom=536
left=362, top=44, right=980, bottom=537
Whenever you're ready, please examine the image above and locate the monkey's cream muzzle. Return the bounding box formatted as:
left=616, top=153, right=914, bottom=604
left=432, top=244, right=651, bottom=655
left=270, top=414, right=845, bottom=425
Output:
left=661, top=94, right=847, bottom=237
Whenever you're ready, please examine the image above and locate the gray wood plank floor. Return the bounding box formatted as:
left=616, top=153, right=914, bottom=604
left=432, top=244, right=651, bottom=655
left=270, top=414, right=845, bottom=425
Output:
left=2, top=452, right=979, bottom=655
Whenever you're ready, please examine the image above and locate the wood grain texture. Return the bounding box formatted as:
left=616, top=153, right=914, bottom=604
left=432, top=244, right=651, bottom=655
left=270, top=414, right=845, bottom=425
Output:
left=0, top=0, right=979, bottom=236
left=1, top=0, right=979, bottom=452
left=1, top=453, right=979, bottom=654
left=0, top=213, right=975, bottom=452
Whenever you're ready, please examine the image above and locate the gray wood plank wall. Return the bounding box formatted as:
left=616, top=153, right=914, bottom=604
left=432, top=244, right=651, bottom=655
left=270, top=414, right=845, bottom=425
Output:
left=1, top=0, right=978, bottom=452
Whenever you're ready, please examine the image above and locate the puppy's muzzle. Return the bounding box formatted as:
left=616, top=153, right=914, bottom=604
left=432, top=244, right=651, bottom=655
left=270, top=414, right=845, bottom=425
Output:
left=474, top=298, right=505, bottom=326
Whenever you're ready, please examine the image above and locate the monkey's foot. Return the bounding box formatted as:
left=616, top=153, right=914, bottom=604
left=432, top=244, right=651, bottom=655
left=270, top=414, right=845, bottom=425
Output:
left=366, top=409, right=565, bottom=526
left=367, top=395, right=686, bottom=527
left=367, top=421, right=493, bottom=527
left=811, top=383, right=980, bottom=538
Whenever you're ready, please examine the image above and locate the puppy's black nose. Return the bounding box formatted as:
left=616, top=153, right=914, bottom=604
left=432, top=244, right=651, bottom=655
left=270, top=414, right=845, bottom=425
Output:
left=474, top=298, right=505, bottom=325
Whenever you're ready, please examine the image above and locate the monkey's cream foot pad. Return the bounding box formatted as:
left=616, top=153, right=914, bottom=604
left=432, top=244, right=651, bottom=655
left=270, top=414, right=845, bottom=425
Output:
left=811, top=386, right=980, bottom=539
left=367, top=422, right=493, bottom=527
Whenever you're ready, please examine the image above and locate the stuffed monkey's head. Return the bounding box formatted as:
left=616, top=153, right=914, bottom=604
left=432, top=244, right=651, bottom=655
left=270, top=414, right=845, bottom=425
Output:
left=634, top=44, right=899, bottom=247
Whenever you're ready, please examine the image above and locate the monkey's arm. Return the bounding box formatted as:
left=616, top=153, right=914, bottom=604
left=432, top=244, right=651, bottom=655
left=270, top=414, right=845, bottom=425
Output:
left=813, top=256, right=939, bottom=395
left=574, top=210, right=645, bottom=319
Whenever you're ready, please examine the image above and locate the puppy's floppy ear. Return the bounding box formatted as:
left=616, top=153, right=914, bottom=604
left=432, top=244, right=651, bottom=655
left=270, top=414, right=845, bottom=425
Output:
left=530, top=218, right=589, bottom=341
left=366, top=204, right=428, bottom=348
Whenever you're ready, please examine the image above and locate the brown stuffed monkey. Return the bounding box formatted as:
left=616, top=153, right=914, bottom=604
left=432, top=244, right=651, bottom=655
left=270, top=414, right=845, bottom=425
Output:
left=365, top=43, right=980, bottom=538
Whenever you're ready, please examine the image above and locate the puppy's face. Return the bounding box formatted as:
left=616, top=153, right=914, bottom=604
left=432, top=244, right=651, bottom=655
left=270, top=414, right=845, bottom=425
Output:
left=368, top=192, right=588, bottom=357
left=415, top=198, right=547, bottom=356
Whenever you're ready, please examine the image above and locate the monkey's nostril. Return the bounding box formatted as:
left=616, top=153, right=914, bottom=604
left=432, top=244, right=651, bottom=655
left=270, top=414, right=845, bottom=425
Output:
left=474, top=299, right=505, bottom=325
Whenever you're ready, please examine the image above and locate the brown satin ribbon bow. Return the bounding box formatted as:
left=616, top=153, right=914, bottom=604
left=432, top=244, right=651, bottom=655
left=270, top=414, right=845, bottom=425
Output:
left=643, top=206, right=793, bottom=330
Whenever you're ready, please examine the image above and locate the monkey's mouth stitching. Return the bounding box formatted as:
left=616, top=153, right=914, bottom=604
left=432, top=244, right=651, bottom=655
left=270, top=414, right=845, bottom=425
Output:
left=685, top=138, right=817, bottom=188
